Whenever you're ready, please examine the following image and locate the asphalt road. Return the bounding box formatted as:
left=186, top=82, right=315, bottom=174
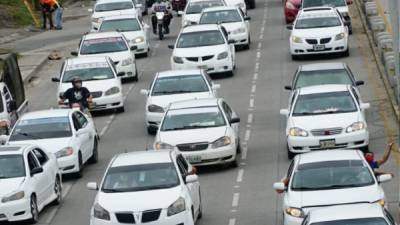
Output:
left=2, top=0, right=400, bottom=224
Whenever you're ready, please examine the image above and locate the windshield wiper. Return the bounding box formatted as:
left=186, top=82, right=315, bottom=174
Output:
left=14, top=132, right=41, bottom=140
left=102, top=188, right=126, bottom=193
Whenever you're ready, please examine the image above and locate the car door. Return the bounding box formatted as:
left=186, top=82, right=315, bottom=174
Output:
left=32, top=148, right=54, bottom=203
left=221, top=101, right=239, bottom=139
left=27, top=151, right=48, bottom=209
left=72, top=112, right=92, bottom=163
left=176, top=154, right=200, bottom=213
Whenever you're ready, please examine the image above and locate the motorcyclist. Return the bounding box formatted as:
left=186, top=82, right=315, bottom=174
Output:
left=58, top=77, right=93, bottom=112
left=151, top=0, right=173, bottom=34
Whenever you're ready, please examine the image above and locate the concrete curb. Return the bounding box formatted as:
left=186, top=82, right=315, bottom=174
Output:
left=63, top=14, right=89, bottom=22
left=20, top=54, right=48, bottom=84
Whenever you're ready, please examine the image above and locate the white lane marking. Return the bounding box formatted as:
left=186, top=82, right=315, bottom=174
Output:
left=241, top=145, right=248, bottom=159
left=234, top=185, right=240, bottom=188
left=256, top=51, right=261, bottom=58
left=258, top=42, right=262, bottom=49
left=255, top=62, right=259, bottom=70
left=236, top=169, right=244, bottom=182
left=253, top=73, right=258, bottom=80
left=244, top=129, right=251, bottom=141
left=229, top=218, right=236, bottom=225
left=232, top=193, right=240, bottom=207
left=247, top=113, right=253, bottom=123
left=45, top=208, right=58, bottom=224
left=231, top=209, right=237, bottom=213
left=249, top=98, right=254, bottom=108
left=240, top=162, right=246, bottom=166
left=62, top=183, right=72, bottom=199
left=251, top=84, right=256, bottom=93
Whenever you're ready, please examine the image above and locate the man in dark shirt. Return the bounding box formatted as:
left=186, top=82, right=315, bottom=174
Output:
left=59, top=77, right=93, bottom=110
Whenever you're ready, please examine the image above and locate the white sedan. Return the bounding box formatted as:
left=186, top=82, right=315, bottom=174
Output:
left=199, top=6, right=251, bottom=49
left=280, top=84, right=369, bottom=159
left=273, top=150, right=392, bottom=225
left=0, top=145, right=62, bottom=224
left=7, top=109, right=99, bottom=177
left=181, top=0, right=226, bottom=27
left=154, top=98, right=241, bottom=167
left=97, top=14, right=150, bottom=57
left=169, top=24, right=236, bottom=76
left=140, top=69, right=220, bottom=134
left=52, top=56, right=125, bottom=112
left=87, top=150, right=201, bottom=225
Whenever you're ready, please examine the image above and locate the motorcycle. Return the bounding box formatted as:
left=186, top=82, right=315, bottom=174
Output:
left=156, top=11, right=166, bottom=40
left=58, top=100, right=93, bottom=117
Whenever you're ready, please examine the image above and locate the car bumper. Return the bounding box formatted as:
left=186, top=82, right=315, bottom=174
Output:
left=290, top=38, right=348, bottom=55
left=115, top=63, right=137, bottom=79
left=287, top=130, right=369, bottom=153
left=92, top=93, right=124, bottom=111
left=57, top=155, right=80, bottom=174
left=146, top=112, right=163, bottom=129
left=0, top=198, right=31, bottom=222
left=179, top=144, right=237, bottom=166
left=229, top=32, right=249, bottom=46
left=130, top=42, right=150, bottom=55
left=171, top=58, right=233, bottom=74
left=283, top=212, right=303, bottom=225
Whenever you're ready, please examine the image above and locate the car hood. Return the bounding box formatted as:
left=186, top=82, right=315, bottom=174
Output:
left=80, top=51, right=131, bottom=62
left=59, top=79, right=121, bottom=94
left=97, top=185, right=183, bottom=211
left=92, top=9, right=138, bottom=19
left=159, top=126, right=227, bottom=145
left=174, top=45, right=227, bottom=57
left=0, top=177, right=25, bottom=198
left=220, top=22, right=245, bottom=32
left=289, top=112, right=360, bottom=130
left=287, top=184, right=383, bottom=209
left=183, top=14, right=201, bottom=23
left=148, top=92, right=213, bottom=109
left=292, top=26, right=344, bottom=38
left=121, top=30, right=146, bottom=41
left=8, top=138, right=72, bottom=154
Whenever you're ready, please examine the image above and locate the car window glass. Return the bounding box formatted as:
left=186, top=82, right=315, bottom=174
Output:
left=222, top=102, right=233, bottom=121
left=27, top=152, right=39, bottom=171
left=351, top=87, right=360, bottom=104
left=176, top=157, right=187, bottom=176
left=204, top=73, right=213, bottom=87
left=287, top=160, right=295, bottom=178
left=3, top=86, right=10, bottom=101
left=72, top=114, right=82, bottom=130
left=33, top=149, right=48, bottom=165
left=75, top=112, right=88, bottom=128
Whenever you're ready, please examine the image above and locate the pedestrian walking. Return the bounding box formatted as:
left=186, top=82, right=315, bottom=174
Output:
left=53, top=0, right=63, bottom=30
left=40, top=0, right=54, bottom=30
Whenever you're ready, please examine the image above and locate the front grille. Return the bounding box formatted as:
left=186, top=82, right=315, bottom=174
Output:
left=142, top=209, right=161, bottom=223
left=115, top=212, right=135, bottom=224
left=306, top=39, right=318, bottom=44
left=177, top=142, right=209, bottom=151
left=186, top=57, right=199, bottom=62
left=311, top=127, right=343, bottom=136
left=320, top=37, right=331, bottom=44
left=0, top=213, right=5, bottom=218
left=91, top=91, right=102, bottom=98
left=307, top=48, right=332, bottom=52
left=202, top=55, right=214, bottom=61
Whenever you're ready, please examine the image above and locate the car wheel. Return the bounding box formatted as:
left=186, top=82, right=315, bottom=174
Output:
left=74, top=152, right=83, bottom=178
left=230, top=150, right=239, bottom=168
left=287, top=145, right=295, bottom=160
left=133, top=67, right=139, bottom=82
left=28, top=195, right=39, bottom=224
left=88, top=139, right=98, bottom=164
left=52, top=177, right=62, bottom=205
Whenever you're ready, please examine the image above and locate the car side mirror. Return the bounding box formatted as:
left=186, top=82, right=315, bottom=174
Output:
left=244, top=16, right=251, bottom=21
left=88, top=8, right=93, bottom=13
left=212, top=84, right=221, bottom=90
left=140, top=89, right=149, bottom=95
left=286, top=24, right=293, bottom=30
left=8, top=100, right=17, bottom=112
left=355, top=80, right=364, bottom=86
left=70, top=51, right=78, bottom=56
left=185, top=174, right=198, bottom=183
left=117, top=72, right=125, bottom=77
left=280, top=109, right=289, bottom=116
left=30, top=167, right=43, bottom=176
left=130, top=46, right=138, bottom=51
left=377, top=174, right=392, bottom=183
left=273, top=182, right=286, bottom=192
left=51, top=77, right=60, bottom=82
left=168, top=44, right=174, bottom=49
left=284, top=85, right=292, bottom=90
left=360, top=103, right=370, bottom=110
left=228, top=39, right=235, bottom=44
left=230, top=117, right=240, bottom=124
left=87, top=182, right=99, bottom=190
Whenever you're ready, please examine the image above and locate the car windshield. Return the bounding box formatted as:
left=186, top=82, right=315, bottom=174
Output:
left=200, top=10, right=242, bottom=24
left=63, top=63, right=114, bottom=82
left=292, top=91, right=357, bottom=116
left=80, top=37, right=128, bottom=55
left=152, top=75, right=209, bottom=95
left=99, top=18, right=141, bottom=32
left=9, top=117, right=72, bottom=141
left=0, top=155, right=25, bottom=179
left=303, top=0, right=346, bottom=8
left=177, top=31, right=225, bottom=48
left=102, top=163, right=179, bottom=192
left=186, top=1, right=225, bottom=14
left=311, top=218, right=389, bottom=225
left=95, top=2, right=133, bottom=12
left=295, top=69, right=353, bottom=88
left=161, top=107, right=226, bottom=131
left=291, top=160, right=374, bottom=191
left=295, top=17, right=341, bottom=29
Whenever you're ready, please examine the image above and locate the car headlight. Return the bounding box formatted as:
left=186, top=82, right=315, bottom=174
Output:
left=211, top=136, right=231, bottom=148
left=121, top=57, right=133, bottom=66
left=346, top=121, right=366, bottom=133
left=105, top=87, right=120, bottom=96
left=232, top=27, right=246, bottom=34
left=133, top=36, right=144, bottom=43
left=167, top=197, right=186, bottom=216
left=148, top=104, right=164, bottom=113
left=288, top=127, right=308, bottom=137
left=373, top=199, right=385, bottom=206
left=286, top=207, right=304, bottom=218
left=173, top=56, right=184, bottom=64
left=155, top=142, right=174, bottom=150
left=335, top=32, right=346, bottom=40
left=55, top=147, right=74, bottom=158
left=291, top=36, right=302, bottom=43
left=217, top=51, right=228, bottom=60
left=1, top=191, right=25, bottom=203
left=93, top=203, right=110, bottom=221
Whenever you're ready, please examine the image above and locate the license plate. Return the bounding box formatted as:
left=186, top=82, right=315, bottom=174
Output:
left=197, top=65, right=207, bottom=70
left=186, top=155, right=202, bottom=163
left=320, top=139, right=336, bottom=149
left=313, top=44, right=325, bottom=51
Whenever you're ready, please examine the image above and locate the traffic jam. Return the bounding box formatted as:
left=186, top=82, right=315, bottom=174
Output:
left=0, top=0, right=398, bottom=224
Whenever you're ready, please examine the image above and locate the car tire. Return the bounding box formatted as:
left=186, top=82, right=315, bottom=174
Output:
left=287, top=145, right=295, bottom=160
left=147, top=126, right=157, bottom=135
left=74, top=152, right=83, bottom=178
left=28, top=195, right=39, bottom=224
left=133, top=67, right=139, bottom=82
left=88, top=139, right=99, bottom=164
left=230, top=149, right=239, bottom=168
left=52, top=177, right=62, bottom=205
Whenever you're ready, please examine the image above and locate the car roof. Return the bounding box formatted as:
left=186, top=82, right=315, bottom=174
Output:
left=111, top=150, right=173, bottom=167
left=20, top=109, right=72, bottom=120
left=96, top=0, right=132, bottom=4
left=297, top=150, right=363, bottom=164
left=182, top=24, right=220, bottom=33
left=66, top=56, right=109, bottom=65
left=101, top=14, right=139, bottom=21
left=157, top=69, right=204, bottom=78
left=299, top=62, right=346, bottom=71
left=202, top=5, right=239, bottom=12
left=298, top=7, right=338, bottom=18
left=0, top=145, right=32, bottom=155
left=83, top=31, right=124, bottom=40
left=298, top=84, right=350, bottom=95
left=169, top=98, right=219, bottom=110
left=309, top=204, right=384, bottom=223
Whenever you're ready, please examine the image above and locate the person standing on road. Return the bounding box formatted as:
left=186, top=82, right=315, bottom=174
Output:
left=52, top=0, right=64, bottom=30
left=40, top=0, right=55, bottom=30
left=365, top=142, right=395, bottom=176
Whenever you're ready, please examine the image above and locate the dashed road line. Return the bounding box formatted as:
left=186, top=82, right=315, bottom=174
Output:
left=229, top=218, right=236, bottom=225
left=232, top=193, right=240, bottom=207
left=236, top=169, right=244, bottom=182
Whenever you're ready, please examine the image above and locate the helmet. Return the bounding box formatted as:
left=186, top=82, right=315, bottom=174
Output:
left=72, top=77, right=82, bottom=84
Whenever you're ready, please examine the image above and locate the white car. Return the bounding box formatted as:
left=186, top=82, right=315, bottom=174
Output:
left=90, top=0, right=141, bottom=30
left=154, top=98, right=240, bottom=167
left=52, top=56, right=125, bottom=112
left=224, top=0, right=246, bottom=14
left=273, top=150, right=392, bottom=225
left=181, top=0, right=226, bottom=27
left=169, top=24, right=236, bottom=76
left=304, top=204, right=397, bottom=225
left=87, top=150, right=201, bottom=225
left=7, top=109, right=99, bottom=177
left=140, top=69, right=220, bottom=134
left=280, top=84, right=369, bottom=159
left=72, top=32, right=138, bottom=81
left=0, top=145, right=62, bottom=224
left=199, top=6, right=251, bottom=49
left=97, top=14, right=150, bottom=57
left=287, top=7, right=350, bottom=60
